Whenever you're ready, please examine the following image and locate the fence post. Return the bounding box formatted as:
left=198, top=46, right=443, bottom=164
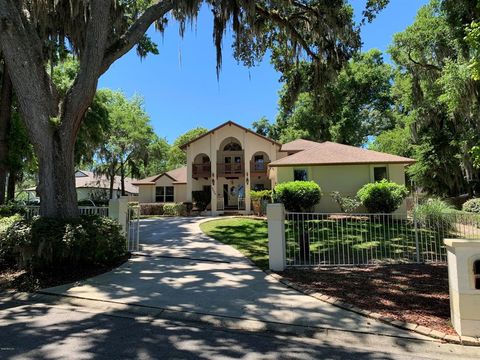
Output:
left=267, top=203, right=286, bottom=271
left=109, top=196, right=129, bottom=234
left=413, top=210, right=420, bottom=263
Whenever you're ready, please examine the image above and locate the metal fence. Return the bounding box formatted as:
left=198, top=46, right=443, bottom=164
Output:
left=25, top=206, right=109, bottom=219
left=126, top=205, right=140, bottom=252
left=285, top=211, right=480, bottom=267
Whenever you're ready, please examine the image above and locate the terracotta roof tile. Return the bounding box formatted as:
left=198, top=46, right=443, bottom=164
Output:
left=270, top=141, right=415, bottom=166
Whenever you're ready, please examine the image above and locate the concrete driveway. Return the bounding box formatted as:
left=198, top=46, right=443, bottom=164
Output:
left=43, top=217, right=430, bottom=340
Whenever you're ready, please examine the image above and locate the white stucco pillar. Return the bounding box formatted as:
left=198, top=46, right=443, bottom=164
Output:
left=210, top=133, right=218, bottom=213
left=244, top=132, right=251, bottom=213
left=444, top=239, right=480, bottom=337
left=186, top=147, right=193, bottom=202
left=268, top=203, right=286, bottom=271
left=109, top=196, right=129, bottom=234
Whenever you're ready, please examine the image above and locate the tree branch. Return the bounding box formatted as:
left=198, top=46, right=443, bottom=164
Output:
left=407, top=51, right=442, bottom=72
left=100, top=0, right=176, bottom=75
left=254, top=4, right=319, bottom=62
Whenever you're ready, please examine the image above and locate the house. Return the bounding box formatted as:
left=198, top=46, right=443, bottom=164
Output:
left=26, top=170, right=138, bottom=203
left=134, top=121, right=415, bottom=214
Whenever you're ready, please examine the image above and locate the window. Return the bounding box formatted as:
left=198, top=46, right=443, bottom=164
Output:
left=202, top=156, right=210, bottom=164
left=474, top=260, right=480, bottom=290
left=374, top=167, right=388, bottom=182
left=254, top=155, right=264, bottom=163
left=156, top=186, right=174, bottom=202
left=294, top=169, right=308, bottom=181
left=223, top=142, right=242, bottom=151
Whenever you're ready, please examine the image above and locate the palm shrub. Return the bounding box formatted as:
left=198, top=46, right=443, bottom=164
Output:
left=250, top=190, right=272, bottom=216
left=414, top=198, right=455, bottom=231
left=273, top=181, right=321, bottom=212
left=330, top=191, right=361, bottom=213
left=357, top=180, right=408, bottom=213
left=462, top=198, right=480, bottom=213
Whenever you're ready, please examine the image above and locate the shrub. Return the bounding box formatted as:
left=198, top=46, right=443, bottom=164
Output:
left=330, top=191, right=361, bottom=213
left=0, top=203, right=26, bottom=218
left=462, top=198, right=480, bottom=213
left=3, top=215, right=127, bottom=271
left=357, top=180, right=408, bottom=213
left=182, top=202, right=193, bottom=215
left=0, top=214, right=23, bottom=266
left=250, top=190, right=272, bottom=201
left=192, top=190, right=211, bottom=211
left=414, top=198, right=455, bottom=230
left=140, top=203, right=164, bottom=216
left=163, top=203, right=187, bottom=216
left=273, top=181, right=321, bottom=212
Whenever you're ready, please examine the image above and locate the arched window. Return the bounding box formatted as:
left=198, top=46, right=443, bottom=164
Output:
left=224, top=142, right=242, bottom=151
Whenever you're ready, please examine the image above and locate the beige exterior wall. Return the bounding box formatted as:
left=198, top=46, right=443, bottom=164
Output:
left=137, top=175, right=187, bottom=204
left=276, top=163, right=407, bottom=213
left=185, top=123, right=283, bottom=214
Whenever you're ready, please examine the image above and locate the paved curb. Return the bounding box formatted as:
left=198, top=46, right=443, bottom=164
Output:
left=1, top=291, right=445, bottom=346
left=264, top=270, right=480, bottom=347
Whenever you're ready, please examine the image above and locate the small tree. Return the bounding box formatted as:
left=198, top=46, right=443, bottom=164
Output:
left=357, top=180, right=408, bottom=213
left=273, top=181, right=321, bottom=212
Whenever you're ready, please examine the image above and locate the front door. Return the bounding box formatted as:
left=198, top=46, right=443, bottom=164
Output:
left=223, top=184, right=229, bottom=208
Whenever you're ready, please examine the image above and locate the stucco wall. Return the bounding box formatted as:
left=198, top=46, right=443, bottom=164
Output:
left=137, top=174, right=187, bottom=204
left=276, top=163, right=407, bottom=213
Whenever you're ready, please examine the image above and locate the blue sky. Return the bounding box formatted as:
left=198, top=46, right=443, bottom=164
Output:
left=98, top=0, right=429, bottom=143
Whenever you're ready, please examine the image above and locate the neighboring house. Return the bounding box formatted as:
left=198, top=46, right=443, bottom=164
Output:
left=26, top=170, right=139, bottom=203
left=135, top=121, right=415, bottom=214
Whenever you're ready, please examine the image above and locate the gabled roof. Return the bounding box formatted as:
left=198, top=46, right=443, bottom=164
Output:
left=280, top=139, right=321, bottom=153
left=179, top=120, right=282, bottom=150
left=132, top=166, right=187, bottom=185
left=269, top=141, right=415, bottom=167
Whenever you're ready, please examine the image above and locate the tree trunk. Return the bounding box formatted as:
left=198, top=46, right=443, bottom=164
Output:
left=36, top=129, right=79, bottom=218
left=109, top=170, right=115, bottom=200
left=0, top=62, right=13, bottom=205
left=120, top=162, right=126, bottom=196
left=6, top=171, right=15, bottom=201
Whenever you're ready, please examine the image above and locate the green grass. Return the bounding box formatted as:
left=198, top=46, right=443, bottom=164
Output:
left=200, top=218, right=269, bottom=269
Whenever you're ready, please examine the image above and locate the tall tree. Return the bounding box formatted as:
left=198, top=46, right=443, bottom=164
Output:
left=0, top=0, right=387, bottom=217
left=94, top=90, right=156, bottom=198
left=168, top=127, right=208, bottom=170
left=0, top=60, right=12, bottom=204
left=256, top=49, right=395, bottom=146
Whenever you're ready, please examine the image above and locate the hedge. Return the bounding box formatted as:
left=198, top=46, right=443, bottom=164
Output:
left=273, top=181, right=321, bottom=212
left=357, top=180, right=408, bottom=213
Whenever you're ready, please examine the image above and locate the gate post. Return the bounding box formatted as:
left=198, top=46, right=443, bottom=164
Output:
left=109, top=196, right=129, bottom=234
left=268, top=203, right=286, bottom=271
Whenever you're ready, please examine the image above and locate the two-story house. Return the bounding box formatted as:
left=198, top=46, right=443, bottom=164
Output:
left=133, top=121, right=415, bottom=214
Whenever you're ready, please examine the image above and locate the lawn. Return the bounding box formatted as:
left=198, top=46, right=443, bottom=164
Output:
left=200, top=217, right=269, bottom=269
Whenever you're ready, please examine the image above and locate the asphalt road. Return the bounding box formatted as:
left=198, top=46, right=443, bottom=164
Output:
left=1, top=300, right=479, bottom=360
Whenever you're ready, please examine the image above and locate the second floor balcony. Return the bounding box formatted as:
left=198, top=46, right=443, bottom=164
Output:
left=192, top=163, right=211, bottom=178
left=217, top=163, right=244, bottom=177
left=250, top=161, right=270, bottom=174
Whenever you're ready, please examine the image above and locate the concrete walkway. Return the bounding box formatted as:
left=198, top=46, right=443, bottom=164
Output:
left=43, top=217, right=429, bottom=340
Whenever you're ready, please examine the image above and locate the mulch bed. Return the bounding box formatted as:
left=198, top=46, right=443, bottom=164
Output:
left=0, top=254, right=130, bottom=293
left=279, top=264, right=455, bottom=335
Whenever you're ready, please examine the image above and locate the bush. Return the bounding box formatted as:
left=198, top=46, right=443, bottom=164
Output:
left=414, top=198, right=455, bottom=230
left=3, top=215, right=127, bottom=271
left=250, top=190, right=272, bottom=201
left=182, top=202, right=193, bottom=215
left=163, top=203, right=187, bottom=216
left=0, top=203, right=26, bottom=218
left=330, top=191, right=361, bottom=213
left=462, top=198, right=480, bottom=213
left=273, top=181, right=321, bottom=212
left=0, top=214, right=23, bottom=266
left=192, top=190, right=211, bottom=211
left=357, top=180, right=408, bottom=213
left=140, top=203, right=164, bottom=216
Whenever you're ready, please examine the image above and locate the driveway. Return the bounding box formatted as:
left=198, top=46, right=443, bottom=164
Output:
left=43, top=217, right=429, bottom=339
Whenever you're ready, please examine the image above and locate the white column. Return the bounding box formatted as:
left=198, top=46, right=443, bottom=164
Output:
left=186, top=147, right=193, bottom=202
left=444, top=239, right=480, bottom=337
left=109, top=196, right=129, bottom=234
left=210, top=133, right=218, bottom=213
left=268, top=203, right=286, bottom=271
left=244, top=132, right=251, bottom=213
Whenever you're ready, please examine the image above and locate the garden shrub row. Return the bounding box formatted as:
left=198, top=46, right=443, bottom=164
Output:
left=0, top=215, right=127, bottom=271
